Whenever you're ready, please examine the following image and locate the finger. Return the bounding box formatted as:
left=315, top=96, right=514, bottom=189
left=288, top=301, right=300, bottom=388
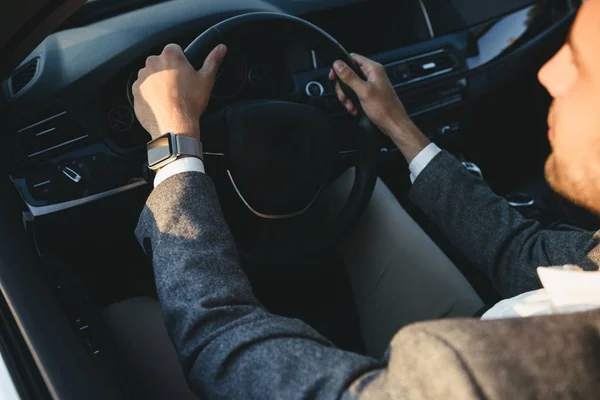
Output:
left=336, top=82, right=357, bottom=114
left=349, top=53, right=372, bottom=67
left=333, top=60, right=367, bottom=96
left=198, top=44, right=228, bottom=79
left=162, top=43, right=184, bottom=57
left=145, top=55, right=159, bottom=70
left=162, top=43, right=183, bottom=55
left=334, top=82, right=348, bottom=103
left=137, top=67, right=147, bottom=80
left=347, top=102, right=358, bottom=116
left=328, top=69, right=336, bottom=81
left=132, top=79, right=140, bottom=95
left=343, top=98, right=356, bottom=114
left=350, top=53, right=384, bottom=79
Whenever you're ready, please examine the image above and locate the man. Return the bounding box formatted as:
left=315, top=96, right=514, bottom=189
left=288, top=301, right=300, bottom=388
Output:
left=125, top=0, right=600, bottom=398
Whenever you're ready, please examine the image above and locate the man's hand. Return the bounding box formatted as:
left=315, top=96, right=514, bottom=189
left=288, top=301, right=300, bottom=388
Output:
left=133, top=43, right=227, bottom=141
left=329, top=54, right=430, bottom=162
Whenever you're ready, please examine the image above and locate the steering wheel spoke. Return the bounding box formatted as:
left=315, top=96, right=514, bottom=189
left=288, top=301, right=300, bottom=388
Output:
left=200, top=109, right=228, bottom=160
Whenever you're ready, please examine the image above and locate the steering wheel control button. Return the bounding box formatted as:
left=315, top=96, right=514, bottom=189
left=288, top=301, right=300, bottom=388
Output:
left=305, top=81, right=324, bottom=98
left=108, top=106, right=135, bottom=132
left=62, top=166, right=82, bottom=183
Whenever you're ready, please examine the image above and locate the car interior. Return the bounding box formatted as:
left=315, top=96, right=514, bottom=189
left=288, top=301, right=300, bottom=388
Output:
left=0, top=0, right=594, bottom=398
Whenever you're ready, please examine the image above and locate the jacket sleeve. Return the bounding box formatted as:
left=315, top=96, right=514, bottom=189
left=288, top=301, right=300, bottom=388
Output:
left=134, top=172, right=381, bottom=400
left=409, top=151, right=600, bottom=298
left=351, top=310, right=600, bottom=400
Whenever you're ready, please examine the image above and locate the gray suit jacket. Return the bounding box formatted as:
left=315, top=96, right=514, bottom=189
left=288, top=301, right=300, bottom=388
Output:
left=135, top=151, right=600, bottom=399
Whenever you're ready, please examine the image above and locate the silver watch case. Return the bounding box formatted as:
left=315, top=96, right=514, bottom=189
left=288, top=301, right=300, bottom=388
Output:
left=147, top=132, right=203, bottom=170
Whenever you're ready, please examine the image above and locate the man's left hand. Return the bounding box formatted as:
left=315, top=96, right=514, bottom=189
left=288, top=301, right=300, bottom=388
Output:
left=132, top=43, right=227, bottom=141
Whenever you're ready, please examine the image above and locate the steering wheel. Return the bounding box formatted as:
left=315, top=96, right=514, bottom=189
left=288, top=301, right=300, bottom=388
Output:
left=184, top=12, right=378, bottom=265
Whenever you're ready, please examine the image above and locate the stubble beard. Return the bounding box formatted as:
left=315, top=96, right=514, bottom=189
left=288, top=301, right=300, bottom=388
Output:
left=545, top=153, right=600, bottom=215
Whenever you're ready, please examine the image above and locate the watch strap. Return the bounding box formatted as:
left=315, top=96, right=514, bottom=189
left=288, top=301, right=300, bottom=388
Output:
left=174, top=134, right=203, bottom=160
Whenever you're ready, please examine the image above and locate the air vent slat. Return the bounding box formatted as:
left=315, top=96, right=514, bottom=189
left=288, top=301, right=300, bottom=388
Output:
left=8, top=58, right=40, bottom=97
left=385, top=50, right=459, bottom=88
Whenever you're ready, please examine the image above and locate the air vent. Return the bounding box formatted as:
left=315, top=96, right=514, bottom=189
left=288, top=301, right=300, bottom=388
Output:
left=385, top=49, right=459, bottom=88
left=7, top=58, right=40, bottom=98
left=15, top=104, right=88, bottom=162
left=400, top=80, right=465, bottom=117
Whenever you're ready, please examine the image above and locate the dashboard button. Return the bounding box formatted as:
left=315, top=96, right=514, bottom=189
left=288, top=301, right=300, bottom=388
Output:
left=62, top=166, right=82, bottom=183
left=306, top=81, right=324, bottom=98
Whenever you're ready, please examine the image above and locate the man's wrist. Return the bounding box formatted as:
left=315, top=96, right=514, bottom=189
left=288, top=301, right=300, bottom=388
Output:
left=151, top=124, right=201, bottom=141
left=387, top=119, right=430, bottom=164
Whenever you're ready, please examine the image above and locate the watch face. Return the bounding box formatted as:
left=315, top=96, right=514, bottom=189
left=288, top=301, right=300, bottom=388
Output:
left=148, top=134, right=173, bottom=167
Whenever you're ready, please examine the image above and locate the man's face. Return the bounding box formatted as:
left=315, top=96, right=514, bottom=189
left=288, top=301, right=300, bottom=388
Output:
left=539, top=0, right=600, bottom=213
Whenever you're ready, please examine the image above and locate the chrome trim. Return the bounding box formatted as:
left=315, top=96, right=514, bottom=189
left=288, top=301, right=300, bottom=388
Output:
left=508, top=199, right=535, bottom=208
left=418, top=0, right=435, bottom=38
left=338, top=150, right=359, bottom=155
left=392, top=68, right=453, bottom=89
left=305, top=81, right=324, bottom=97
left=385, top=49, right=446, bottom=68
left=311, top=50, right=318, bottom=70
left=408, top=95, right=462, bottom=117
left=35, top=127, right=56, bottom=137
left=384, top=49, right=456, bottom=88
left=422, top=62, right=436, bottom=70
left=17, top=111, right=67, bottom=132
left=462, top=162, right=483, bottom=179
left=33, top=180, right=51, bottom=188
left=227, top=170, right=322, bottom=219
left=203, top=152, right=225, bottom=156
left=24, top=181, right=147, bottom=217
left=506, top=193, right=536, bottom=208
left=62, top=167, right=82, bottom=183
left=27, top=135, right=88, bottom=158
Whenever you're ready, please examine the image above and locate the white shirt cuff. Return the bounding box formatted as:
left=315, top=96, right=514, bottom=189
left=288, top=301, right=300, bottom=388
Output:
left=409, top=143, right=442, bottom=183
left=153, top=157, right=205, bottom=187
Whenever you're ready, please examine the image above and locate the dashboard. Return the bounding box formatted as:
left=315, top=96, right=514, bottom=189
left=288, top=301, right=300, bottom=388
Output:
left=0, top=0, right=577, bottom=218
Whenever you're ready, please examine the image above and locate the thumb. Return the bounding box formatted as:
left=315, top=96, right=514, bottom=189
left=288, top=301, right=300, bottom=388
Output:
left=333, top=60, right=366, bottom=96
left=198, top=44, right=228, bottom=79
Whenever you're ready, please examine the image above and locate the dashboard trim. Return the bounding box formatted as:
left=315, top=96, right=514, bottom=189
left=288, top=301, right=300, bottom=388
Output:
left=393, top=67, right=453, bottom=89
left=418, top=0, right=435, bottom=39
left=227, top=169, right=323, bottom=219
left=408, top=95, right=462, bottom=118
left=35, top=127, right=56, bottom=137
left=27, top=135, right=89, bottom=158
left=17, top=111, right=67, bottom=132
left=20, top=180, right=147, bottom=217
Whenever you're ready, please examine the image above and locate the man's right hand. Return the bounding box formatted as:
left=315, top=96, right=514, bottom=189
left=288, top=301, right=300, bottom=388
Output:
left=329, top=53, right=430, bottom=163
left=132, top=43, right=227, bottom=141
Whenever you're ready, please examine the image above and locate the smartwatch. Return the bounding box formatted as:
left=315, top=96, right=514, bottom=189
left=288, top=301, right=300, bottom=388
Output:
left=147, top=132, right=203, bottom=171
